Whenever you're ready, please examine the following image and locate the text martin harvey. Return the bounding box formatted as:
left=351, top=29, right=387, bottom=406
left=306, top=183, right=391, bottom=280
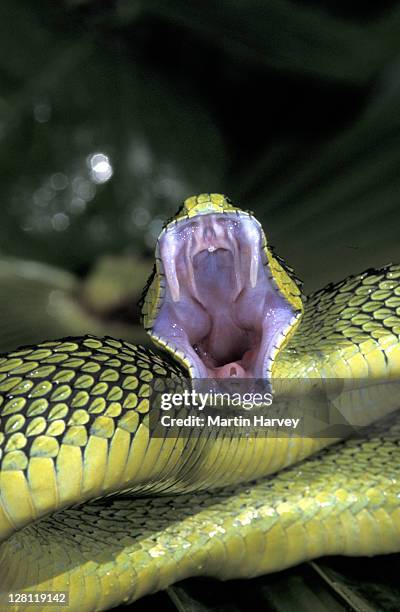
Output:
left=160, top=414, right=301, bottom=429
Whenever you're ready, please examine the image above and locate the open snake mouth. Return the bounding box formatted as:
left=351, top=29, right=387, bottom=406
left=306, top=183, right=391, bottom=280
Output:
left=153, top=213, right=296, bottom=379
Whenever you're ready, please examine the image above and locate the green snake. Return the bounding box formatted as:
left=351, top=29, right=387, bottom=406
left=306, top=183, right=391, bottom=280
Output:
left=1, top=193, right=400, bottom=611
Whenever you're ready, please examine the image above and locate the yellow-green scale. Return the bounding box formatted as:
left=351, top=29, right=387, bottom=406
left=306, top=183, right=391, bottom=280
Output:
left=0, top=250, right=400, bottom=609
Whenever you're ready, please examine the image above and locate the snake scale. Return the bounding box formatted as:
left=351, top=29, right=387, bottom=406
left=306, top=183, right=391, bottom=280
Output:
left=1, top=193, right=400, bottom=611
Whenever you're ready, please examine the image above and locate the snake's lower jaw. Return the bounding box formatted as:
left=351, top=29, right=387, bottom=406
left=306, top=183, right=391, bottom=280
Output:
left=153, top=213, right=296, bottom=378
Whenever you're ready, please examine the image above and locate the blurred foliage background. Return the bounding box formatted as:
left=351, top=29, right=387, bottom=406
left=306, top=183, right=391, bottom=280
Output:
left=2, top=0, right=400, bottom=351
left=1, top=1, right=400, bottom=609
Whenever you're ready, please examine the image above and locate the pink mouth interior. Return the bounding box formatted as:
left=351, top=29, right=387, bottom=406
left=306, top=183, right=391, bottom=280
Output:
left=152, top=213, right=295, bottom=379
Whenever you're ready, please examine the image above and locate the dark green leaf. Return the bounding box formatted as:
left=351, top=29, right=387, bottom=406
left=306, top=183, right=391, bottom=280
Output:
left=117, top=0, right=400, bottom=83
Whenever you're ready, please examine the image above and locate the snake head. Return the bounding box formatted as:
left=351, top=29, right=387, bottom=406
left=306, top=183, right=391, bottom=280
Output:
left=141, top=194, right=303, bottom=379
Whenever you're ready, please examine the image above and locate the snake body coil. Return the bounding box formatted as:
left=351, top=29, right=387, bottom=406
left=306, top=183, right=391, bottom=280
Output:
left=0, top=194, right=400, bottom=611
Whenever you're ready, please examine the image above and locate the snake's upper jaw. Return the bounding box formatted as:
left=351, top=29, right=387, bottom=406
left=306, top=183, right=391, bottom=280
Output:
left=152, top=213, right=297, bottom=379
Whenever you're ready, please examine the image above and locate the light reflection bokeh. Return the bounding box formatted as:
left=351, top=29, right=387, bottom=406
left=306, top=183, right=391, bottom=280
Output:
left=88, top=152, right=113, bottom=184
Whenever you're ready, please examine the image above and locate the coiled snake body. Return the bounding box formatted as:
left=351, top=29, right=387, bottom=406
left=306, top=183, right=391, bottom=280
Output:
left=1, top=194, right=400, bottom=610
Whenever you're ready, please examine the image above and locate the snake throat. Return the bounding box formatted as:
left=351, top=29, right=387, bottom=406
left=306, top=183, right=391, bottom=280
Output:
left=153, top=212, right=296, bottom=379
